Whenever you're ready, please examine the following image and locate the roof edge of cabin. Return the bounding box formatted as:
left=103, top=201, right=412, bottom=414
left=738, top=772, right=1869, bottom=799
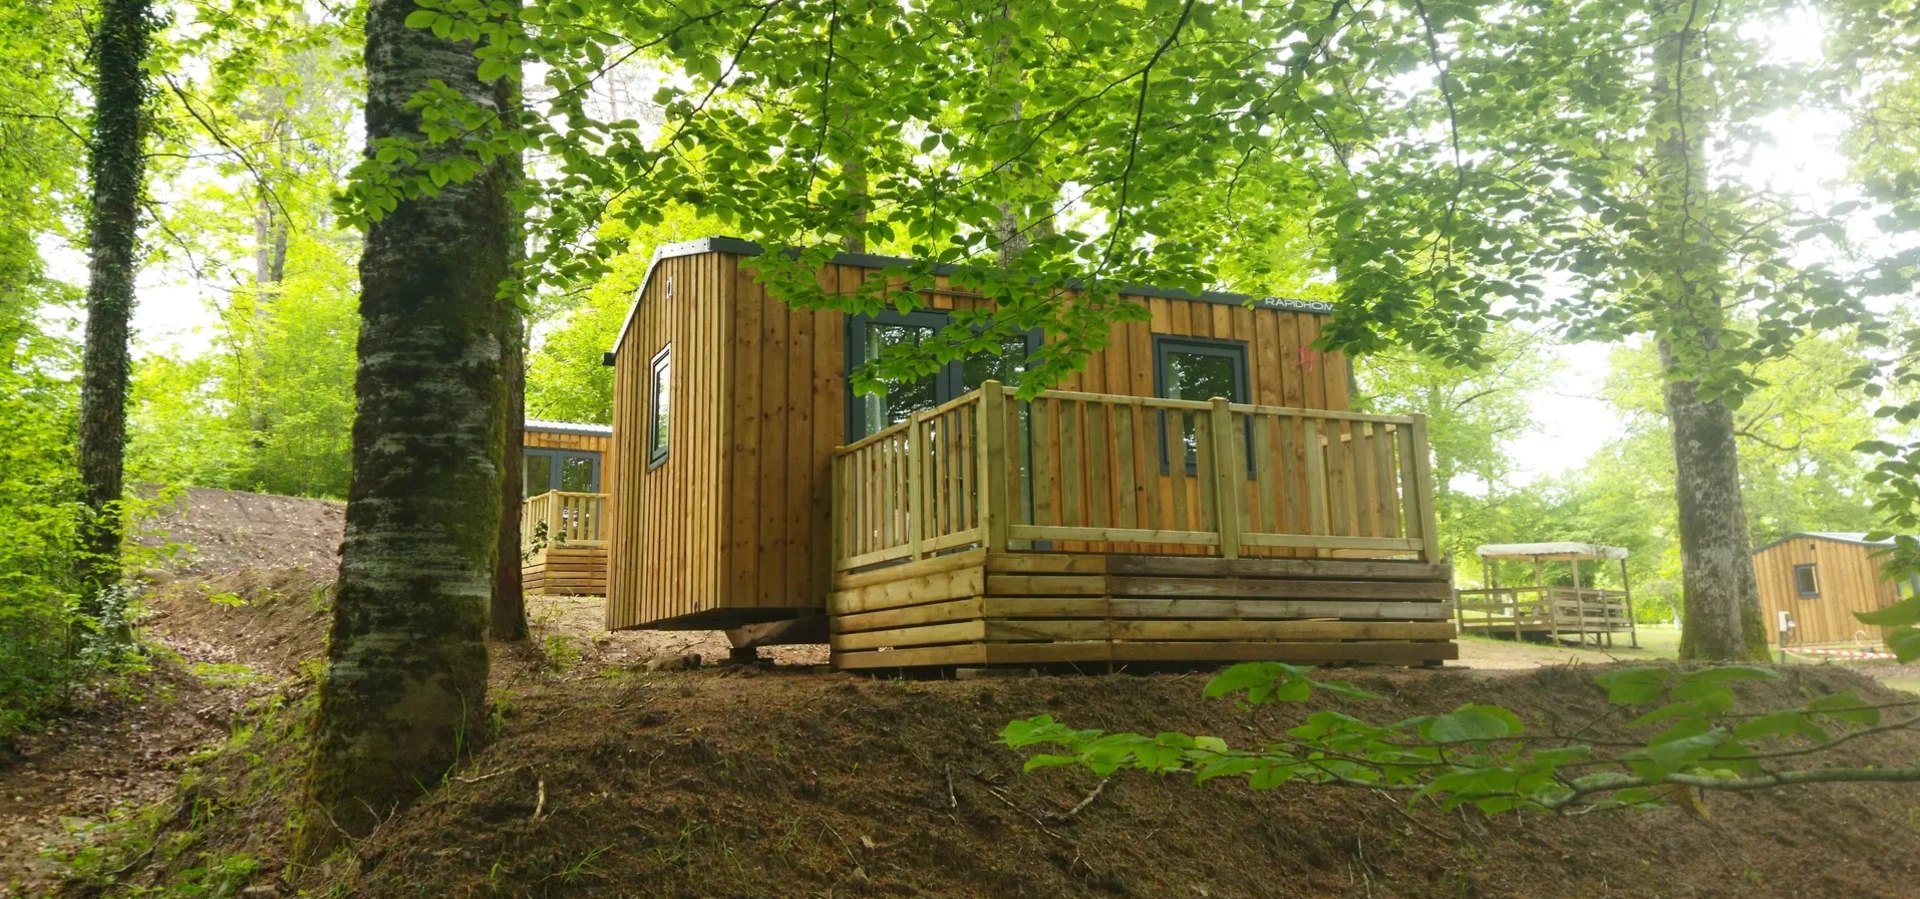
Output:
left=1751, top=531, right=1895, bottom=555
left=525, top=417, right=613, bottom=437
left=608, top=237, right=1337, bottom=357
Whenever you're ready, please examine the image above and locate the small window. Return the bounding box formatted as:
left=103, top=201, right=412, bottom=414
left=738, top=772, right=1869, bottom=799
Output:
left=1794, top=563, right=1820, bottom=599
left=648, top=346, right=671, bottom=468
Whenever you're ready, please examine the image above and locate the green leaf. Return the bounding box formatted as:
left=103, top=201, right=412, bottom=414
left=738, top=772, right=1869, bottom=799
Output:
left=1732, top=711, right=1827, bottom=743
left=1855, top=595, right=1920, bottom=628
left=1594, top=667, right=1669, bottom=704
left=1808, top=692, right=1882, bottom=727
left=403, top=9, right=439, bottom=28
left=1421, top=705, right=1523, bottom=743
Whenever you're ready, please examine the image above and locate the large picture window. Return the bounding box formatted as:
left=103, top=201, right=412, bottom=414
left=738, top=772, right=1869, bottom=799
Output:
left=648, top=345, right=671, bottom=468
left=844, top=311, right=1037, bottom=440
left=1153, top=336, right=1250, bottom=472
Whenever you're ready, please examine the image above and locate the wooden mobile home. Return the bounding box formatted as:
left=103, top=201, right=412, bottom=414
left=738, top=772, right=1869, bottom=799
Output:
left=603, top=238, right=1455, bottom=668
left=1755, top=532, right=1917, bottom=649
left=520, top=419, right=612, bottom=596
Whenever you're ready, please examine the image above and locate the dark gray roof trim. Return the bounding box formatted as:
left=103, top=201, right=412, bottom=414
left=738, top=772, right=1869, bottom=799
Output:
left=525, top=418, right=613, bottom=436
left=610, top=237, right=1336, bottom=355
left=1752, top=531, right=1899, bottom=555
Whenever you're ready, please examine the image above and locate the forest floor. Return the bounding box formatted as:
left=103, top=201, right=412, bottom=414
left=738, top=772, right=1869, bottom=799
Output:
left=7, top=487, right=1920, bottom=897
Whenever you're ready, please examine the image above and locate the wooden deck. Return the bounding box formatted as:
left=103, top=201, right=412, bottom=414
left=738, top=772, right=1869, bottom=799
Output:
left=1453, top=585, right=1637, bottom=647
left=521, top=490, right=610, bottom=596
left=828, top=382, right=1454, bottom=669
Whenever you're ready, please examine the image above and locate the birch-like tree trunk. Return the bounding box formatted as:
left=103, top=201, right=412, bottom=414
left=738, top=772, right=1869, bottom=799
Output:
left=300, top=0, right=513, bottom=851
left=75, top=0, right=153, bottom=613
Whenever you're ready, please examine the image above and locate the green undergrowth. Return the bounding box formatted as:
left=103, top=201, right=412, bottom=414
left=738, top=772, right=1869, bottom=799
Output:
left=50, top=674, right=318, bottom=898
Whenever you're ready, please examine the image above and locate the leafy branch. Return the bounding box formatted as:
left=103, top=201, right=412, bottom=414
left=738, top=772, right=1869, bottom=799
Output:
left=1003, top=662, right=1920, bottom=817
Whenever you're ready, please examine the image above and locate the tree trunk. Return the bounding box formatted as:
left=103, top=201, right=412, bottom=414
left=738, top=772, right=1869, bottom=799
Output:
left=1662, top=343, right=1768, bottom=660
left=75, top=0, right=153, bottom=614
left=492, top=300, right=528, bottom=641
left=491, top=50, right=529, bottom=643
left=1649, top=5, right=1768, bottom=661
left=300, top=0, right=512, bottom=854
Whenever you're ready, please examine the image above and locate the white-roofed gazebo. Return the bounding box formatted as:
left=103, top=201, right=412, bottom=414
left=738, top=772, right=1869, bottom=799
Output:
left=1454, top=542, right=1637, bottom=647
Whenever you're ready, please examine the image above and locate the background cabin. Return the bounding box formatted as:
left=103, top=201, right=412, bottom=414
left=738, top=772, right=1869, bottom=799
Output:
left=521, top=419, right=611, bottom=596
left=1755, top=532, right=1916, bottom=649
left=604, top=238, right=1455, bottom=668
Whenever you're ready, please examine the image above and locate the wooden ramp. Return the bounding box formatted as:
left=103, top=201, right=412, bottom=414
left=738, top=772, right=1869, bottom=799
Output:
left=523, top=545, right=609, bottom=596
left=829, top=551, right=1457, bottom=670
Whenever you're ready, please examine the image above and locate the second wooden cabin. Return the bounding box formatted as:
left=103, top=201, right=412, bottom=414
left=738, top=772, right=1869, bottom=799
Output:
left=603, top=238, right=1456, bottom=668
left=1754, top=532, right=1918, bottom=650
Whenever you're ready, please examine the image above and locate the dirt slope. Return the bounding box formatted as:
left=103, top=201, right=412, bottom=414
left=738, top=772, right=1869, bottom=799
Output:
left=307, top=664, right=1918, bottom=899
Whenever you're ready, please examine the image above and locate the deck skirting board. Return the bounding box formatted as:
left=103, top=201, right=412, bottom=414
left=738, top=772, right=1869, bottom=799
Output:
left=828, top=551, right=1456, bottom=670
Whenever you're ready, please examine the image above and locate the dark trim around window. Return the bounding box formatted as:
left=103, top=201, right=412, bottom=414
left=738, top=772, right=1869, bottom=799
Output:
left=1794, top=563, right=1820, bottom=600
left=647, top=345, right=671, bottom=470
left=1151, top=335, right=1251, bottom=475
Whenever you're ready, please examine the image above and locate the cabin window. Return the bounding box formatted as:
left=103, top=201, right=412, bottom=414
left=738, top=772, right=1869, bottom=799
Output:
left=845, top=311, right=1038, bottom=440
left=523, top=449, right=600, bottom=496
left=1794, top=563, right=1820, bottom=599
left=1153, top=336, right=1250, bottom=472
left=648, top=346, right=671, bottom=468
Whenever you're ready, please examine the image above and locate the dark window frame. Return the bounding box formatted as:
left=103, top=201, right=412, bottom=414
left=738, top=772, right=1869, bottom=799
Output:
left=843, top=310, right=1042, bottom=442
left=647, top=345, right=671, bottom=469
left=523, top=448, right=602, bottom=496
left=1794, top=563, right=1820, bottom=599
left=1151, top=335, right=1252, bottom=474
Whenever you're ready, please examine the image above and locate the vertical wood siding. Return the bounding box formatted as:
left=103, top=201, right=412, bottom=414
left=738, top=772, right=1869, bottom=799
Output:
left=1753, top=537, right=1897, bottom=647
left=605, top=253, right=734, bottom=629
left=523, top=429, right=612, bottom=457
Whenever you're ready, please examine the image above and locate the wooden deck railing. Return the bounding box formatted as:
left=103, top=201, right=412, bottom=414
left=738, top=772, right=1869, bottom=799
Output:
left=830, top=381, right=1441, bottom=571
left=521, top=490, right=609, bottom=551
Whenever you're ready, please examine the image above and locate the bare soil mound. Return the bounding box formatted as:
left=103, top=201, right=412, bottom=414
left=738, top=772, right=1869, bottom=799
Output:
left=139, top=487, right=344, bottom=575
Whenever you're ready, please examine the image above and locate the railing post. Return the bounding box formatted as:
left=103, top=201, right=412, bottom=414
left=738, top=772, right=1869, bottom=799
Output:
left=1408, top=414, right=1441, bottom=563
left=907, top=412, right=926, bottom=559
left=546, top=491, right=563, bottom=546
left=979, top=382, right=1010, bottom=554
left=830, top=450, right=846, bottom=566
left=1208, top=398, right=1241, bottom=560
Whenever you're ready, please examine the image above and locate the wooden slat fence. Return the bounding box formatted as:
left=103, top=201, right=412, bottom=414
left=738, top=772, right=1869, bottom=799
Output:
left=522, top=490, right=610, bottom=551
left=831, top=383, right=1441, bottom=571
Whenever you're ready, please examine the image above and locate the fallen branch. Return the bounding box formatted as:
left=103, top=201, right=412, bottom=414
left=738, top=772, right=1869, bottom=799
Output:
left=1046, top=777, right=1111, bottom=823
left=532, top=778, right=548, bottom=820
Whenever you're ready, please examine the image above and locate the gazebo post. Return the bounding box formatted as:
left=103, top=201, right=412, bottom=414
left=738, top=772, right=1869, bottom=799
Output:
left=1621, top=557, right=1637, bottom=649
left=1535, top=556, right=1554, bottom=645
left=1570, top=554, right=1586, bottom=647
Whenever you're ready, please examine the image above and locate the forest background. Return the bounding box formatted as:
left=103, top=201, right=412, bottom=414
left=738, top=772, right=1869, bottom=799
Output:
left=1, top=0, right=1913, bottom=726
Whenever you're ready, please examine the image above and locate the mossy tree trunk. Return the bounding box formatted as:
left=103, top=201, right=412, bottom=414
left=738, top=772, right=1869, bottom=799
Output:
left=1663, top=341, right=1768, bottom=660
left=75, top=0, right=153, bottom=614
left=301, top=0, right=513, bottom=853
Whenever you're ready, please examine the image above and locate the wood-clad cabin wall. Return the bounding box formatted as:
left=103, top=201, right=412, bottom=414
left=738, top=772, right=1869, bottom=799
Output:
left=524, top=429, right=613, bottom=457
left=715, top=263, right=851, bottom=620
left=1754, top=538, right=1897, bottom=646
left=606, top=252, right=736, bottom=630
